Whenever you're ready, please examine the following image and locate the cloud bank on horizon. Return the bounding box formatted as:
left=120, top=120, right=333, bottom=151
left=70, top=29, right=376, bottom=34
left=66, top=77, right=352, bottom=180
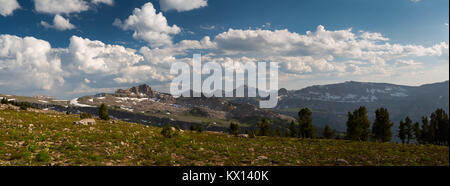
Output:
left=0, top=0, right=449, bottom=98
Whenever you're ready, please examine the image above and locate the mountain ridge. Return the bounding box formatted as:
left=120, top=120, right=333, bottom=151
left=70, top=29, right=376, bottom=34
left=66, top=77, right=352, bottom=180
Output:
left=1, top=80, right=448, bottom=133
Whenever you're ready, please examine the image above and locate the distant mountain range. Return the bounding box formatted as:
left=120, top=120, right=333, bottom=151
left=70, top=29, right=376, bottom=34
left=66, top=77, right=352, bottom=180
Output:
left=71, top=84, right=295, bottom=129
left=1, top=81, right=448, bottom=133
left=232, top=81, right=449, bottom=131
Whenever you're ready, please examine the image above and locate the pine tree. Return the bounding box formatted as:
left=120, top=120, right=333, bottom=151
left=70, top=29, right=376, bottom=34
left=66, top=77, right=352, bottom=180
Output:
left=345, top=106, right=370, bottom=141
left=288, top=120, right=297, bottom=137
left=398, top=119, right=406, bottom=144
left=335, top=132, right=341, bottom=140
left=246, top=129, right=256, bottom=138
left=196, top=125, right=204, bottom=133
left=398, top=117, right=412, bottom=144
left=405, top=117, right=413, bottom=144
left=99, top=103, right=110, bottom=120
left=229, top=122, right=240, bottom=136
left=274, top=126, right=282, bottom=137
left=372, top=108, right=394, bottom=142
left=256, top=118, right=271, bottom=136
left=421, top=116, right=431, bottom=144
left=323, top=124, right=333, bottom=139
left=413, top=122, right=421, bottom=144
left=332, top=129, right=337, bottom=139
left=284, top=130, right=290, bottom=138
left=430, top=109, right=449, bottom=146
left=298, top=108, right=315, bottom=139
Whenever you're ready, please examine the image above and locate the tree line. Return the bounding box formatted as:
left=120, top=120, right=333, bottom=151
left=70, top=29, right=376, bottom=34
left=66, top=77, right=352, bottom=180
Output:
left=397, top=109, right=449, bottom=145
left=229, top=108, right=323, bottom=139
left=344, top=106, right=448, bottom=146
left=1, top=97, right=35, bottom=110
left=227, top=106, right=449, bottom=146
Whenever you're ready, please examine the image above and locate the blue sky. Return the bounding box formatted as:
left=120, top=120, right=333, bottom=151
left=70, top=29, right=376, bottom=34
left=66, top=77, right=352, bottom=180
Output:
left=0, top=0, right=449, bottom=98
left=2, top=0, right=448, bottom=47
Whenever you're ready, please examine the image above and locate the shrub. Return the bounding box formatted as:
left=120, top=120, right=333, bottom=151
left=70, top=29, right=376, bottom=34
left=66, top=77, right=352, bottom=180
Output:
left=196, top=125, right=204, bottom=133
left=161, top=123, right=177, bottom=138
left=35, top=151, right=51, bottom=162
left=323, top=124, right=334, bottom=139
left=1, top=97, right=8, bottom=104
left=190, top=125, right=204, bottom=133
left=19, top=102, right=31, bottom=110
left=80, top=112, right=92, bottom=119
left=245, top=130, right=256, bottom=138
left=175, top=124, right=181, bottom=131
left=189, top=107, right=209, bottom=117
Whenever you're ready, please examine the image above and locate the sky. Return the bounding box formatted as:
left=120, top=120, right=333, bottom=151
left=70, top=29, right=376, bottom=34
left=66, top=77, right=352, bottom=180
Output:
left=0, top=0, right=449, bottom=99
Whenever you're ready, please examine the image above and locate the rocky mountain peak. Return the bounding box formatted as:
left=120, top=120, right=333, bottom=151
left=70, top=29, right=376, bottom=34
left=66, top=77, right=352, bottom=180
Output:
left=115, top=84, right=157, bottom=98
left=278, top=88, right=289, bottom=96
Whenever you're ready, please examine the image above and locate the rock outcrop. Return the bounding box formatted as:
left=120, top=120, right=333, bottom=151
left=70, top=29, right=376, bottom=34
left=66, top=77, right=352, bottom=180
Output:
left=74, top=119, right=96, bottom=125
left=114, top=84, right=175, bottom=102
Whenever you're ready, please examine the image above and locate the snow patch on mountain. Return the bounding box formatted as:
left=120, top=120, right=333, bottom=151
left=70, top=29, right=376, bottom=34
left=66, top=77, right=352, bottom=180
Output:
left=70, top=98, right=94, bottom=107
left=116, top=97, right=149, bottom=102
left=391, top=92, right=408, bottom=97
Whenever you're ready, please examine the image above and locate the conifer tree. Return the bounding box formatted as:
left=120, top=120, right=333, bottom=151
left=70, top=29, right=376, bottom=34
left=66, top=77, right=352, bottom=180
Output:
left=298, top=108, right=314, bottom=139
left=229, top=122, right=240, bottom=136
left=421, top=116, right=430, bottom=144
left=413, top=122, right=421, bottom=144
left=256, top=118, right=271, bottom=136
left=345, top=106, right=370, bottom=141
left=398, top=118, right=409, bottom=144
left=288, top=120, right=297, bottom=137
left=372, top=108, right=393, bottom=142
left=430, top=109, right=449, bottom=146
left=323, top=124, right=333, bottom=139
left=99, top=103, right=110, bottom=120
left=398, top=120, right=406, bottom=144
left=274, top=126, right=282, bottom=137
left=405, top=117, right=413, bottom=144
left=284, top=130, right=290, bottom=138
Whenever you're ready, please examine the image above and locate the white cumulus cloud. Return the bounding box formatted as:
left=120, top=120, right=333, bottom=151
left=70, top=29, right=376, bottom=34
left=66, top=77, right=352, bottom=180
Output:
left=67, top=36, right=143, bottom=74
left=34, top=0, right=114, bottom=31
left=40, top=14, right=76, bottom=31
left=159, top=0, right=207, bottom=12
left=1, top=22, right=448, bottom=97
left=113, top=2, right=181, bottom=47
left=213, top=25, right=448, bottom=59
left=0, top=34, right=64, bottom=90
left=114, top=65, right=168, bottom=84
left=92, top=0, right=114, bottom=6
left=0, top=0, right=21, bottom=16
left=33, top=0, right=90, bottom=15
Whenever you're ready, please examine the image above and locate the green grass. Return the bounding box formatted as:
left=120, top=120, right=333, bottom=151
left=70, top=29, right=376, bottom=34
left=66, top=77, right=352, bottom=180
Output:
left=0, top=108, right=448, bottom=166
left=0, top=94, right=69, bottom=106
left=139, top=110, right=247, bottom=128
